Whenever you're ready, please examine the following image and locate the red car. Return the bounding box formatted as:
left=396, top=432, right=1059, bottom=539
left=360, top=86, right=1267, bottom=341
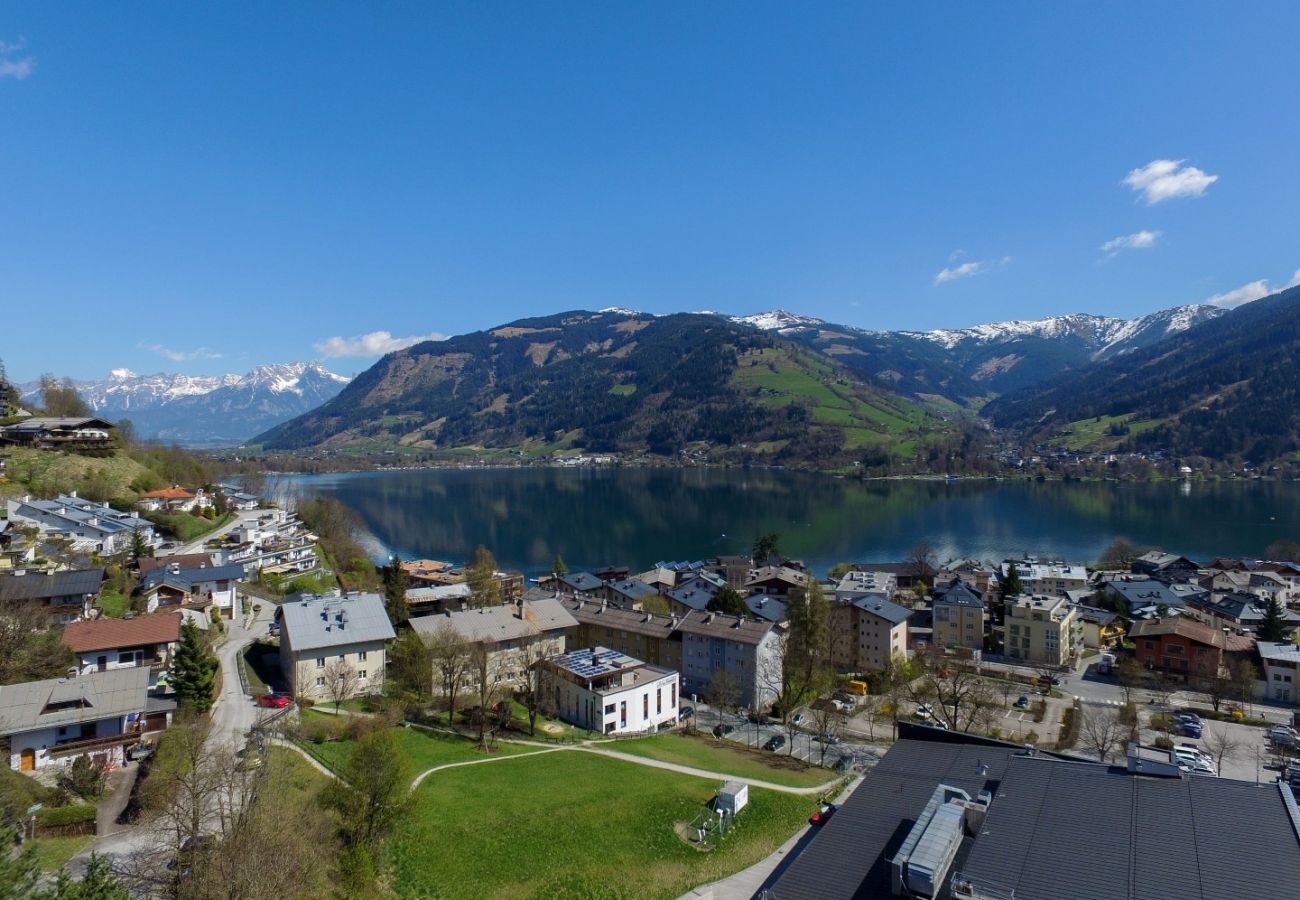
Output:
left=256, top=692, right=292, bottom=709
left=809, top=802, right=837, bottom=826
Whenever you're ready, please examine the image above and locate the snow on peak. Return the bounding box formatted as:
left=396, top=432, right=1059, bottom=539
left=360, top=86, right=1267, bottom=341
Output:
left=598, top=306, right=642, bottom=317
left=109, top=368, right=137, bottom=380
left=730, top=309, right=825, bottom=331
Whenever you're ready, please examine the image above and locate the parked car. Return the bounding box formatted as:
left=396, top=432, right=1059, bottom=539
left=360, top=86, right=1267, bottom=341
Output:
left=1269, top=725, right=1299, bottom=748
left=1175, top=722, right=1203, bottom=738
left=1014, top=696, right=1030, bottom=708
left=678, top=707, right=695, bottom=721
left=126, top=739, right=156, bottom=761
left=831, top=699, right=853, bottom=713
left=256, top=692, right=292, bottom=709
left=817, top=733, right=841, bottom=745
left=1175, top=712, right=1204, bottom=728
left=747, top=711, right=773, bottom=725
left=792, top=712, right=808, bottom=727
left=809, top=802, right=837, bottom=826
left=764, top=734, right=787, bottom=752
left=712, top=723, right=736, bottom=738
left=832, top=691, right=857, bottom=706
left=915, top=704, right=934, bottom=720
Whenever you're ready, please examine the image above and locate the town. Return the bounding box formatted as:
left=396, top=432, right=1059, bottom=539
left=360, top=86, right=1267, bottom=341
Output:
left=2, top=462, right=1300, bottom=898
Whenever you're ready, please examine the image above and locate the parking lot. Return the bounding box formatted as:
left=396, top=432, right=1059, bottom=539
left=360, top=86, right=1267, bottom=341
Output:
left=685, top=704, right=886, bottom=773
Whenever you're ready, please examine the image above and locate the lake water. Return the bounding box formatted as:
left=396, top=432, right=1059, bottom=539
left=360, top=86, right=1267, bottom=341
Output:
left=270, top=468, right=1300, bottom=577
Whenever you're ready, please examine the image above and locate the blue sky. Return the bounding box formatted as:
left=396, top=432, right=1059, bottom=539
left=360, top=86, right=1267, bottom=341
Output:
left=3, top=3, right=1298, bottom=381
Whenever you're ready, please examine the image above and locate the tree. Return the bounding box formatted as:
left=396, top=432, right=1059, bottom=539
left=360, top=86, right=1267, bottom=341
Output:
left=427, top=623, right=472, bottom=724
left=1079, top=706, right=1128, bottom=762
left=1227, top=657, right=1259, bottom=711
left=551, top=555, right=569, bottom=577
left=906, top=542, right=938, bottom=585
left=751, top=532, right=781, bottom=566
left=0, top=827, right=38, bottom=900
left=707, top=585, right=749, bottom=617
left=389, top=629, right=435, bottom=700
left=0, top=594, right=73, bottom=683
left=858, top=694, right=881, bottom=741
left=465, top=545, right=501, bottom=608
left=469, top=641, right=501, bottom=750
left=331, top=729, right=411, bottom=846
left=1201, top=724, right=1242, bottom=772
left=907, top=652, right=1000, bottom=733
left=33, top=853, right=127, bottom=900
left=1099, top=537, right=1139, bottom=569
left=382, top=554, right=410, bottom=626
left=1116, top=657, right=1144, bottom=707
left=1258, top=596, right=1288, bottom=642
left=130, top=527, right=152, bottom=566
left=1002, top=564, right=1022, bottom=597
left=1266, top=539, right=1300, bottom=563
left=809, top=702, right=845, bottom=766
left=171, top=619, right=218, bottom=712
left=707, top=669, right=741, bottom=720
left=775, top=579, right=832, bottom=719
left=38, top=374, right=91, bottom=417
left=325, top=658, right=361, bottom=711
left=518, top=624, right=560, bottom=736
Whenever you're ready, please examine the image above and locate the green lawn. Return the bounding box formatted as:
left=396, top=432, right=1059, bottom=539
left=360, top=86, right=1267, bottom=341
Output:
left=146, top=510, right=233, bottom=543
left=389, top=750, right=813, bottom=900
left=96, top=590, right=131, bottom=617
left=608, top=733, right=834, bottom=788
left=28, top=835, right=94, bottom=872
left=298, top=713, right=535, bottom=776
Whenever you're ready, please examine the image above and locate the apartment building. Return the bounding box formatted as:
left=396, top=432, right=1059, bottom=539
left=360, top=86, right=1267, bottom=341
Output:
left=542, top=646, right=678, bottom=735
left=931, top=581, right=986, bottom=652
left=410, top=596, right=577, bottom=689
left=676, top=612, right=782, bottom=710
left=560, top=595, right=684, bottom=674
left=1003, top=558, right=1089, bottom=598
left=278, top=591, right=396, bottom=702
left=1003, top=594, right=1083, bottom=666
left=830, top=595, right=910, bottom=673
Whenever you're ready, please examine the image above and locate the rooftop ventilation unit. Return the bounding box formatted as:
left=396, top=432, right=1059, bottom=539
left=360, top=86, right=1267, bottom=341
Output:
left=891, top=784, right=989, bottom=899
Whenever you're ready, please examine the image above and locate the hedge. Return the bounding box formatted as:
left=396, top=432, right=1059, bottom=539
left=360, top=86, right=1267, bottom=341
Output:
left=36, top=803, right=96, bottom=826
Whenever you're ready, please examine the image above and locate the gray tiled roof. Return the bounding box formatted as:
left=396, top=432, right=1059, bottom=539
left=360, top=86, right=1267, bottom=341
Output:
left=851, top=595, right=912, bottom=625
left=140, top=563, right=245, bottom=593
left=0, top=567, right=104, bottom=601
left=665, top=578, right=720, bottom=610
left=745, top=594, right=788, bottom=622
left=0, top=667, right=149, bottom=735
left=607, top=578, right=657, bottom=601
left=559, top=572, right=603, bottom=593
left=933, top=580, right=983, bottom=608
left=279, top=592, right=396, bottom=652
left=675, top=610, right=774, bottom=645
left=410, top=597, right=578, bottom=645
left=562, top=597, right=684, bottom=638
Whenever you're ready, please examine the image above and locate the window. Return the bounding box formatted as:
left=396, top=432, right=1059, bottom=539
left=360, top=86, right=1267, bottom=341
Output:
left=359, top=670, right=367, bottom=679
left=316, top=677, right=325, bottom=687
left=604, top=703, right=616, bottom=716
left=656, top=688, right=662, bottom=714
left=316, top=657, right=325, bottom=668
left=643, top=695, right=649, bottom=719
left=358, top=651, right=368, bottom=662
left=671, top=683, right=677, bottom=707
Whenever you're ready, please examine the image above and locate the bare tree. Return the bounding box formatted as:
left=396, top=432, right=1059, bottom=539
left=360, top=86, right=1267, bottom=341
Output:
left=469, top=640, right=502, bottom=750
left=809, top=702, right=845, bottom=766
left=1117, top=657, right=1144, bottom=707
left=517, top=623, right=561, bottom=736
left=427, top=622, right=472, bottom=725
left=465, top=545, right=502, bottom=608
left=325, top=658, right=361, bottom=711
left=708, top=669, right=741, bottom=721
left=906, top=653, right=999, bottom=733
left=1227, top=657, right=1259, bottom=714
left=1202, top=724, right=1243, bottom=772
left=906, top=542, right=939, bottom=589
left=858, top=694, right=881, bottom=741
left=1079, top=706, right=1127, bottom=762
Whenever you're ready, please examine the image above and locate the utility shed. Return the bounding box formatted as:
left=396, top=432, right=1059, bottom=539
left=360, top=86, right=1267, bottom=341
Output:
left=716, top=781, right=748, bottom=815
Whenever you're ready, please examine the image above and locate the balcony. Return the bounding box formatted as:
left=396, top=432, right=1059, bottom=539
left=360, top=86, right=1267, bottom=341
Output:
left=48, top=730, right=140, bottom=758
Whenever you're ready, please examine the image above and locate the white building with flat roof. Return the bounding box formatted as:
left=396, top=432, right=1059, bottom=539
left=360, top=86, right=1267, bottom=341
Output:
left=543, top=646, right=678, bottom=735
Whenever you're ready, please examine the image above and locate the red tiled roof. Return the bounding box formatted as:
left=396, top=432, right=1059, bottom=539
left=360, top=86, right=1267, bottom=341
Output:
left=141, top=486, right=196, bottom=500
left=62, top=612, right=182, bottom=653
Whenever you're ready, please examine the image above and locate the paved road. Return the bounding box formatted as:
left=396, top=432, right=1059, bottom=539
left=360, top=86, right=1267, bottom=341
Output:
left=171, top=508, right=263, bottom=556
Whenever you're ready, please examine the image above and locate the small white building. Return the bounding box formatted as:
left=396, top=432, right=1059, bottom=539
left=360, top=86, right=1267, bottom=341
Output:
left=716, top=781, right=749, bottom=815
left=0, top=667, right=153, bottom=772
left=1257, top=641, right=1300, bottom=703
left=542, top=646, right=679, bottom=735
left=278, top=591, right=396, bottom=702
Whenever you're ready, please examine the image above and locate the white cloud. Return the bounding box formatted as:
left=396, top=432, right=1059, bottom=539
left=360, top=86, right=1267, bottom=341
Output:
left=934, top=255, right=1010, bottom=286
left=0, top=38, right=33, bottom=80
left=139, top=343, right=224, bottom=362
left=1100, top=229, right=1161, bottom=255
left=1205, top=268, right=1300, bottom=308
left=313, top=329, right=447, bottom=358
left=1123, top=159, right=1217, bottom=204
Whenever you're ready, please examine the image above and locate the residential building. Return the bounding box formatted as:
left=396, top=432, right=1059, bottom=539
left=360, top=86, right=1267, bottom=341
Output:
left=561, top=595, right=684, bottom=674
left=6, top=493, right=156, bottom=554
left=541, top=571, right=604, bottom=598
left=1003, top=595, right=1083, bottom=666
left=0, top=667, right=155, bottom=772
left=1257, top=641, right=1300, bottom=703
left=1130, top=616, right=1225, bottom=681
left=277, top=591, right=396, bottom=702
left=743, top=565, right=806, bottom=598
left=1072, top=605, right=1124, bottom=649
left=598, top=577, right=661, bottom=608
left=409, top=596, right=577, bottom=689
left=1132, top=551, right=1201, bottom=582
left=931, top=580, right=986, bottom=652
left=743, top=593, right=787, bottom=623
left=62, top=612, right=182, bottom=686
left=664, top=573, right=724, bottom=615
left=830, top=595, right=910, bottom=673
left=835, top=570, right=897, bottom=600
left=0, top=416, right=115, bottom=450
left=0, top=522, right=38, bottom=571
left=1103, top=578, right=1207, bottom=618
left=137, top=486, right=213, bottom=513
left=1183, top=591, right=1300, bottom=635
left=541, top=646, right=678, bottom=735
left=676, top=611, right=782, bottom=710
left=0, top=567, right=104, bottom=624
left=137, top=562, right=245, bottom=617
left=703, top=555, right=751, bottom=589
left=1002, top=558, right=1089, bottom=598
left=766, top=723, right=1300, bottom=900
left=405, top=581, right=472, bottom=616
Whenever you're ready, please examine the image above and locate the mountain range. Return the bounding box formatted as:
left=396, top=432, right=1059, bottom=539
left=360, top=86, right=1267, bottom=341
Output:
left=256, top=299, right=1266, bottom=467
left=20, top=363, right=351, bottom=446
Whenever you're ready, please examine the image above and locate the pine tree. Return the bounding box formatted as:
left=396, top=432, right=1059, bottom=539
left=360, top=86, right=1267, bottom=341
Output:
left=1002, top=564, right=1022, bottom=597
left=171, top=620, right=217, bottom=712
left=1258, top=596, right=1288, bottom=643
left=707, top=585, right=749, bottom=616
left=551, top=555, right=569, bottom=578
left=130, top=528, right=152, bottom=566
left=382, top=554, right=410, bottom=626
left=0, top=826, right=38, bottom=900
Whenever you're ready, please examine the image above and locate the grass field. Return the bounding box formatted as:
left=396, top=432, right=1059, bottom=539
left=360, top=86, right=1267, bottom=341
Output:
left=1049, top=413, right=1165, bottom=450
left=96, top=590, right=131, bottom=618
left=389, top=750, right=812, bottom=900
left=298, top=713, right=536, bottom=776
left=608, top=734, right=833, bottom=788
left=145, top=510, right=233, bottom=543
left=28, top=835, right=94, bottom=872
left=0, top=447, right=155, bottom=501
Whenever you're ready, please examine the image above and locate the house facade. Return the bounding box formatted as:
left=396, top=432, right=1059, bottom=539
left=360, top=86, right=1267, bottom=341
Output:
left=1256, top=641, right=1300, bottom=703
left=1130, top=617, right=1225, bottom=681
left=0, top=567, right=104, bottom=625
left=278, top=591, right=396, bottom=702
left=138, top=486, right=212, bottom=513
left=137, top=563, right=244, bottom=617
left=1003, top=595, right=1083, bottom=666
left=830, top=595, right=910, bottom=673
left=931, top=581, right=986, bottom=652
left=561, top=596, right=685, bottom=674
left=62, top=612, right=182, bottom=686
left=1003, top=559, right=1089, bottom=598
left=0, top=667, right=153, bottom=772
left=676, top=612, right=782, bottom=710
left=6, top=494, right=156, bottom=555
left=542, top=646, right=678, bottom=735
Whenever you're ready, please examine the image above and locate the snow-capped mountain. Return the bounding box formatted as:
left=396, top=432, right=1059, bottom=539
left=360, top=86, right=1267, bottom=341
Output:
left=907, top=304, right=1224, bottom=358
left=729, top=309, right=827, bottom=331
left=20, top=363, right=352, bottom=446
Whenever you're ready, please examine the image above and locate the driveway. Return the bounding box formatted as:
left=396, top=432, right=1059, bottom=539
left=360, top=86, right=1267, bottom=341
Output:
left=173, top=508, right=263, bottom=556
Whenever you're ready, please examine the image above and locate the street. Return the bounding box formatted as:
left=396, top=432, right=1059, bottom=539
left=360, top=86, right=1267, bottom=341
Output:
left=685, top=704, right=886, bottom=773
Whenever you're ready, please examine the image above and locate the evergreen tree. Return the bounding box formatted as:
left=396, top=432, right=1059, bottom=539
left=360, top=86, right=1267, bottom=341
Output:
left=130, top=527, right=152, bottom=566
left=1258, top=596, right=1288, bottom=642
left=0, top=827, right=38, bottom=900
left=382, top=554, right=410, bottom=626
left=707, top=585, right=749, bottom=617
left=171, top=620, right=217, bottom=712
left=751, top=533, right=781, bottom=566
left=465, top=545, right=501, bottom=607
left=551, top=555, right=569, bottom=578
left=35, top=853, right=128, bottom=900
left=1002, top=564, right=1022, bottom=597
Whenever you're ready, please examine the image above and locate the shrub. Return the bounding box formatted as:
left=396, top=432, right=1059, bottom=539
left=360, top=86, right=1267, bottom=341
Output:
left=1118, top=703, right=1138, bottom=726
left=1150, top=713, right=1175, bottom=732
left=55, top=755, right=108, bottom=800
left=36, top=803, right=97, bottom=826
left=1153, top=736, right=1174, bottom=750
